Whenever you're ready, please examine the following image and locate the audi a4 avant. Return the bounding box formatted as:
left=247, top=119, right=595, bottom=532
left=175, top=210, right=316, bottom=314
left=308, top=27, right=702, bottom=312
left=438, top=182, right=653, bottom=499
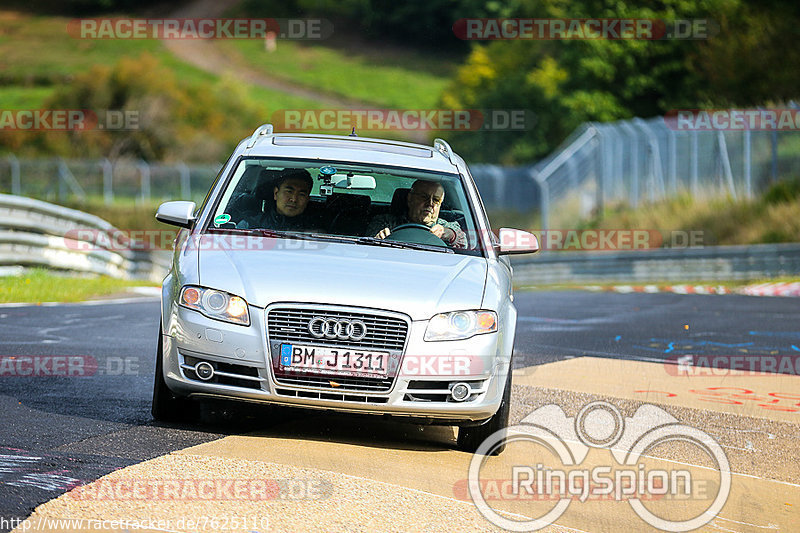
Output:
left=153, top=124, right=538, bottom=453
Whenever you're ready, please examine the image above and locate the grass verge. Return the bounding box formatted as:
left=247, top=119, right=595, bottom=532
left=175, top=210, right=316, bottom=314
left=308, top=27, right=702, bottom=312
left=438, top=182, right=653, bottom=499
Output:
left=217, top=39, right=450, bottom=110
left=493, top=177, right=800, bottom=247
left=0, top=268, right=157, bottom=303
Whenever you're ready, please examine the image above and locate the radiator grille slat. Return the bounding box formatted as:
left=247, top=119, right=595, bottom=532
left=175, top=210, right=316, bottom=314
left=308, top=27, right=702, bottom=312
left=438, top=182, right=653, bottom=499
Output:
left=267, top=307, right=408, bottom=394
left=267, top=309, right=408, bottom=351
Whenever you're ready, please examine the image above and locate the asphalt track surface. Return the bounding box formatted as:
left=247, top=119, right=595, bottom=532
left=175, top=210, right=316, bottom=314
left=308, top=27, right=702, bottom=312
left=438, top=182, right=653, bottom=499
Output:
left=0, top=291, right=798, bottom=531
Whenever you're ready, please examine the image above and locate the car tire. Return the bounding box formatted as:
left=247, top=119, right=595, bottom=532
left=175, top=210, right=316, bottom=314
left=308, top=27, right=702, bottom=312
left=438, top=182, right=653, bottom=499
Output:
left=456, top=369, right=512, bottom=455
left=151, top=325, right=194, bottom=422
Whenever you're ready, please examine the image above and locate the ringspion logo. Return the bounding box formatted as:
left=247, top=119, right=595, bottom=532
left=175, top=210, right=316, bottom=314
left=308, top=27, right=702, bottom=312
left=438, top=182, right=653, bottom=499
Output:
left=467, top=401, right=730, bottom=531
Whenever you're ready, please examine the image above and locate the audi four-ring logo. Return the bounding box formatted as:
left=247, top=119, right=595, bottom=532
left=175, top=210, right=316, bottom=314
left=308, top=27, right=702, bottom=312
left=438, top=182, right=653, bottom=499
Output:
left=308, top=317, right=368, bottom=341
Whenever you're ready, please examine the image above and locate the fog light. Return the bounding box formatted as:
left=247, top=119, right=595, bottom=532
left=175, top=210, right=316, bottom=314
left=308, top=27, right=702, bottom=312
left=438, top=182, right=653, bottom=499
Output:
left=195, top=361, right=215, bottom=381
left=450, top=382, right=471, bottom=402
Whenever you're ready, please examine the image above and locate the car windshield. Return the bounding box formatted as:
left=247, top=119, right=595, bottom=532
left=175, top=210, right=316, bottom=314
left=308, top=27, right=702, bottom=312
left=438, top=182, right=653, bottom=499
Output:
left=205, top=157, right=484, bottom=255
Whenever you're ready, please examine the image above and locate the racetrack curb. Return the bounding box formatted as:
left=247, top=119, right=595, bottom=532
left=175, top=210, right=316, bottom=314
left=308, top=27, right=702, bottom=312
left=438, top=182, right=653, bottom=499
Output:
left=582, top=281, right=800, bottom=296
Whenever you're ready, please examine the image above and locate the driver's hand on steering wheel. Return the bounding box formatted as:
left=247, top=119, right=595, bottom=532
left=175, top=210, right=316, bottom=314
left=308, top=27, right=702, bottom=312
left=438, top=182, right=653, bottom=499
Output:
left=429, top=224, right=445, bottom=238
left=375, top=227, right=391, bottom=239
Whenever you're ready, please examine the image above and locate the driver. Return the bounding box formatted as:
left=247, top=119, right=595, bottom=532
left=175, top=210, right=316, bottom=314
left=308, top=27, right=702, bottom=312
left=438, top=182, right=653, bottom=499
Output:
left=366, top=180, right=466, bottom=248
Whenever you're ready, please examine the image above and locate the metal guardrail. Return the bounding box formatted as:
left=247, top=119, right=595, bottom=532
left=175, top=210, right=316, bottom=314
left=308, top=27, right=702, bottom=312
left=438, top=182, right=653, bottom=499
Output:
left=0, top=194, right=170, bottom=282
left=511, top=244, right=800, bottom=285
left=3, top=194, right=797, bottom=286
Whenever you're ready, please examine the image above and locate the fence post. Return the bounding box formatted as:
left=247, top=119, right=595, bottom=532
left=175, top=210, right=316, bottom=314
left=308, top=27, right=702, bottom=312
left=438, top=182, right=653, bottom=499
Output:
left=633, top=118, right=666, bottom=202
left=531, top=169, right=549, bottom=231
left=57, top=158, right=86, bottom=202
left=58, top=159, right=66, bottom=201
left=178, top=162, right=191, bottom=200
left=770, top=130, right=778, bottom=184
left=7, top=154, right=20, bottom=196
left=716, top=131, right=737, bottom=199
left=690, top=130, right=699, bottom=196
left=102, top=158, right=113, bottom=205
left=593, top=126, right=604, bottom=218
left=613, top=125, right=623, bottom=199
left=138, top=160, right=150, bottom=204
left=743, top=129, right=752, bottom=198
left=667, top=127, right=677, bottom=194
left=620, top=121, right=639, bottom=207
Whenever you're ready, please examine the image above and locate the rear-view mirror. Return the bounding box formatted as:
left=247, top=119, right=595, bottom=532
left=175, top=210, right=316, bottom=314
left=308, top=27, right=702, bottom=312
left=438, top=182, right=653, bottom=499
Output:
left=334, top=174, right=376, bottom=190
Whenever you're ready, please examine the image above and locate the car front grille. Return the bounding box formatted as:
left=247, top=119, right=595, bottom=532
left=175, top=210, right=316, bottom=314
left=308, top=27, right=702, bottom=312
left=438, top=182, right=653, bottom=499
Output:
left=267, top=308, right=408, bottom=351
left=266, top=306, right=409, bottom=394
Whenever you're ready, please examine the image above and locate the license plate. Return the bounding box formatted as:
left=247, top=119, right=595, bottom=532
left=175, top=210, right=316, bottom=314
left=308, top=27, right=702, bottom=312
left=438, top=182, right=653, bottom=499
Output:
left=279, top=344, right=389, bottom=378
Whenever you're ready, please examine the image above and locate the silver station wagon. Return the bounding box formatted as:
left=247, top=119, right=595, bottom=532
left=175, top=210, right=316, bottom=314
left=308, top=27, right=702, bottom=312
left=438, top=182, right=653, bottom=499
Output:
left=153, top=124, right=538, bottom=454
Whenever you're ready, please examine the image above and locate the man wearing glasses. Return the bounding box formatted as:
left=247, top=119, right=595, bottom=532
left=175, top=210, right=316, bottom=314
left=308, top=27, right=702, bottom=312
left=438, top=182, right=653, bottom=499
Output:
left=367, top=180, right=467, bottom=248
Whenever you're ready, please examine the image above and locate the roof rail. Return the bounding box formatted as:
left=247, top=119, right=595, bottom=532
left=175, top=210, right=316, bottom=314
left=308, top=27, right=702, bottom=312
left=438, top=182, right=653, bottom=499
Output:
left=433, top=138, right=456, bottom=164
left=246, top=123, right=274, bottom=149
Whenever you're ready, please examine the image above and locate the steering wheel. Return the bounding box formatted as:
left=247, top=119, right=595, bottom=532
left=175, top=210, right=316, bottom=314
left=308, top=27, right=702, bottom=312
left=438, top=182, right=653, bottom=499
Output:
left=386, top=223, right=447, bottom=246
left=391, top=223, right=433, bottom=232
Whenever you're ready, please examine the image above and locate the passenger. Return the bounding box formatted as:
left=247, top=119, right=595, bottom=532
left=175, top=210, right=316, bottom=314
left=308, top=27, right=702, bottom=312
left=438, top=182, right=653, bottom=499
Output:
left=237, top=169, right=314, bottom=231
left=366, top=180, right=467, bottom=248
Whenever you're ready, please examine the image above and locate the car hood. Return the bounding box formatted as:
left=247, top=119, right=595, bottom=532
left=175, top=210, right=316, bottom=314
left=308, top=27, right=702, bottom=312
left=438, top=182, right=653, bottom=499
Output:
left=195, top=236, right=487, bottom=321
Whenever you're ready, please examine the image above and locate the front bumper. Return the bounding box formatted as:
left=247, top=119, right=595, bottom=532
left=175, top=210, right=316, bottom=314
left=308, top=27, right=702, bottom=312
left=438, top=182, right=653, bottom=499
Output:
left=162, top=304, right=510, bottom=424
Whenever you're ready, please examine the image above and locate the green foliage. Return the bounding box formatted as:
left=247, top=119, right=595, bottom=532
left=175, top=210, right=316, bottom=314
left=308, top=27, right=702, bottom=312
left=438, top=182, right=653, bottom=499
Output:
left=762, top=176, right=800, bottom=205
left=217, top=39, right=450, bottom=110
left=1, top=0, right=169, bottom=15
left=234, top=0, right=520, bottom=50
left=7, top=54, right=262, bottom=162
left=439, top=0, right=800, bottom=164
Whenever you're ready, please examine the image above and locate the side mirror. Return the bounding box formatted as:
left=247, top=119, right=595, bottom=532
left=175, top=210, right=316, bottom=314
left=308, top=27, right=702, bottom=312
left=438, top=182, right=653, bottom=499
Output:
left=496, top=228, right=539, bottom=255
left=156, top=201, right=197, bottom=228
left=334, top=174, right=376, bottom=190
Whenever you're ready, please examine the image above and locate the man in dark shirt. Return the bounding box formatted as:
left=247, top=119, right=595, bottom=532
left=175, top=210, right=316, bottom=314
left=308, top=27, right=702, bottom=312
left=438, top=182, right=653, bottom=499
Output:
left=237, top=169, right=314, bottom=231
left=366, top=180, right=467, bottom=248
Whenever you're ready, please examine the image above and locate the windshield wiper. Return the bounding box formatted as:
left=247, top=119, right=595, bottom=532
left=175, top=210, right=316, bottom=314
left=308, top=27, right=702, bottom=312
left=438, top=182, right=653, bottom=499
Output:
left=304, top=233, right=361, bottom=244
left=357, top=236, right=454, bottom=253
left=206, top=227, right=453, bottom=253
left=207, top=227, right=318, bottom=241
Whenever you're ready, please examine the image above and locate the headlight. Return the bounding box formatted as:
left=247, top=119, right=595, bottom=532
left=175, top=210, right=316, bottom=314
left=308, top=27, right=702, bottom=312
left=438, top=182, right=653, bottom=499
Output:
left=424, top=310, right=497, bottom=341
left=179, top=286, right=250, bottom=326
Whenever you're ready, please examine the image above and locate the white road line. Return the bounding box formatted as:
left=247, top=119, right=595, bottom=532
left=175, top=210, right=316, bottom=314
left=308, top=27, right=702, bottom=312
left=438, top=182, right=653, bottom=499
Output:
left=713, top=516, right=780, bottom=529
left=0, top=295, right=159, bottom=308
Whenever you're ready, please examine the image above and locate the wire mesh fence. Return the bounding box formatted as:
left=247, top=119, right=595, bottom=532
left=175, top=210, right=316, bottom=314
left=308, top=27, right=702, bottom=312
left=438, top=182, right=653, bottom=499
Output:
left=0, top=157, right=221, bottom=205
left=531, top=107, right=800, bottom=228
left=2, top=107, right=799, bottom=224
